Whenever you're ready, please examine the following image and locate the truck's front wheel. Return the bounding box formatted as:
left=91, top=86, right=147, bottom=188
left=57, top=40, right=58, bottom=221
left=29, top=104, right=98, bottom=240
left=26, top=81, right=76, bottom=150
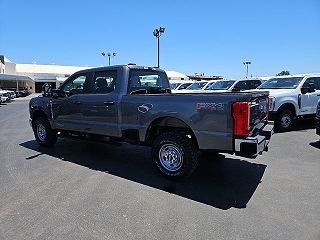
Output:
left=151, top=132, right=199, bottom=180
left=277, top=109, right=294, bottom=132
left=33, top=117, right=57, bottom=147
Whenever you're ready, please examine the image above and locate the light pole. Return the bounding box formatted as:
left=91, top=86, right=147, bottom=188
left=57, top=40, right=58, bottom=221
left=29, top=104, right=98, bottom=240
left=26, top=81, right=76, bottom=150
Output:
left=243, top=61, right=251, bottom=78
left=153, top=27, right=165, bottom=68
left=101, top=52, right=116, bottom=66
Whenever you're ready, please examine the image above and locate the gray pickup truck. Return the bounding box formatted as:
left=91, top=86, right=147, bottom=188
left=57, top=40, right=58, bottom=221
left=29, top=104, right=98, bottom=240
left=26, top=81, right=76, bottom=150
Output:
left=29, top=65, right=274, bottom=179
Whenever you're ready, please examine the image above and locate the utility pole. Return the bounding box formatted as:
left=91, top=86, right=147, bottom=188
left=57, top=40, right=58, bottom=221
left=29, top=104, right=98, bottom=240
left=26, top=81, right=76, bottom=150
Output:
left=243, top=61, right=251, bottom=78
left=101, top=52, right=116, bottom=66
left=153, top=27, right=165, bottom=68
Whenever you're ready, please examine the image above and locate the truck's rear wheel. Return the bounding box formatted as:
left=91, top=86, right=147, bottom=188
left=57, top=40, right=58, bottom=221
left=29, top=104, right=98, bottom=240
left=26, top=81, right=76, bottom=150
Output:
left=151, top=132, right=199, bottom=180
left=277, top=109, right=294, bottom=132
left=33, top=117, right=57, bottom=147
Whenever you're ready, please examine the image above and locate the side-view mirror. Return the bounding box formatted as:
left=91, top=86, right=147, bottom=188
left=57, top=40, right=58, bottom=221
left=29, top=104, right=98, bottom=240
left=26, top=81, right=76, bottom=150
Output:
left=301, top=83, right=316, bottom=94
left=42, top=83, right=52, bottom=97
left=309, top=83, right=316, bottom=93
left=52, top=89, right=61, bottom=98
left=301, top=87, right=308, bottom=94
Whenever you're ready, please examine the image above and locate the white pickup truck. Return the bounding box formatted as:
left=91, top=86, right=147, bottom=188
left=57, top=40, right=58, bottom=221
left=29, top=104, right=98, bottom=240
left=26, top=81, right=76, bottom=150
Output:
left=256, top=74, right=320, bottom=131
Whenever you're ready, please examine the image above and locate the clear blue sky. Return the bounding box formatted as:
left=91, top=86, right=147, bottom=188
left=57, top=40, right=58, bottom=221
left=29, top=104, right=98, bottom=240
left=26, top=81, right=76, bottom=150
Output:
left=1, top=0, right=319, bottom=78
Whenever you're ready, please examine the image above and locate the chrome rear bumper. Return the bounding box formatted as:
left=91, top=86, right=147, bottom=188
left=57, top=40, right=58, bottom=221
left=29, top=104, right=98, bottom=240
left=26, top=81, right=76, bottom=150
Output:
left=235, top=121, right=274, bottom=158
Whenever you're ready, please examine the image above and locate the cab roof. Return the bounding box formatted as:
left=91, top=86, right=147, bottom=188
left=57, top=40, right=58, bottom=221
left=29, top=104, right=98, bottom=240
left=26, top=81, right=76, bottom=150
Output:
left=75, top=65, right=166, bottom=75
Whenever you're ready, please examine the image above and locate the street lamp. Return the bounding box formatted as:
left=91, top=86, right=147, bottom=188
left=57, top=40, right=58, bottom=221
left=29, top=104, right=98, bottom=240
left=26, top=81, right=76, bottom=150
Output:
left=153, top=27, right=165, bottom=68
left=101, top=52, right=117, bottom=66
left=243, top=61, right=251, bottom=78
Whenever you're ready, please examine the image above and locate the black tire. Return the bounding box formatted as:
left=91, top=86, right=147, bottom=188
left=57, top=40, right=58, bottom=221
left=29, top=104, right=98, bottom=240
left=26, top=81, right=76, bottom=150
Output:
left=151, top=132, right=199, bottom=180
left=33, top=117, right=57, bottom=147
left=277, top=109, right=294, bottom=132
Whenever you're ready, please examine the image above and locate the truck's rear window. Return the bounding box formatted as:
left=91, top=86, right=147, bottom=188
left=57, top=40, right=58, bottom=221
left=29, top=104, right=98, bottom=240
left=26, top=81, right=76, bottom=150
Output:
left=128, top=69, right=170, bottom=94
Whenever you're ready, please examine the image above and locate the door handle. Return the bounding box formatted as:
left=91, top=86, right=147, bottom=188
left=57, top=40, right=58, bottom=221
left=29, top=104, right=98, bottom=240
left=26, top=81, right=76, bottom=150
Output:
left=103, top=101, right=115, bottom=106
left=72, top=100, right=81, bottom=104
left=317, top=94, right=320, bottom=96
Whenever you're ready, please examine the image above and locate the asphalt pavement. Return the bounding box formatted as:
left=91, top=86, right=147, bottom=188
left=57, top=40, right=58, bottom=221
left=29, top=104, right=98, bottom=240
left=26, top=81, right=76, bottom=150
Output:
left=0, top=97, right=319, bottom=240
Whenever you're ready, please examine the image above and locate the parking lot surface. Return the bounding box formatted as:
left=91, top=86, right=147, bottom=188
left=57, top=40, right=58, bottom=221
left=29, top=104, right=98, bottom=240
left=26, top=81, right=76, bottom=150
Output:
left=0, top=98, right=319, bottom=240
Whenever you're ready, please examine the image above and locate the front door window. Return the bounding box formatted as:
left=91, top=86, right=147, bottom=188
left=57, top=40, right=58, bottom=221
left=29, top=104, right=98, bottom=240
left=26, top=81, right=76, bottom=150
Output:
left=61, top=74, right=89, bottom=97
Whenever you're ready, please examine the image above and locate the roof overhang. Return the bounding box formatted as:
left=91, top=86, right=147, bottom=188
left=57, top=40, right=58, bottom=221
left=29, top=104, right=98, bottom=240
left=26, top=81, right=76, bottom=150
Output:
left=0, top=74, right=34, bottom=82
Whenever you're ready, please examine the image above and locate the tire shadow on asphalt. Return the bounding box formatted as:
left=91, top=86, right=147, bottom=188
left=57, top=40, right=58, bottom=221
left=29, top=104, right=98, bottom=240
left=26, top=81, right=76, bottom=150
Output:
left=20, top=139, right=266, bottom=210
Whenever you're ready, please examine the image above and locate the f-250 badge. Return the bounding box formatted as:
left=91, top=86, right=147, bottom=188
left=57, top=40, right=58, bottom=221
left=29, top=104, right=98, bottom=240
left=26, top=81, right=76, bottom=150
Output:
left=196, top=103, right=224, bottom=111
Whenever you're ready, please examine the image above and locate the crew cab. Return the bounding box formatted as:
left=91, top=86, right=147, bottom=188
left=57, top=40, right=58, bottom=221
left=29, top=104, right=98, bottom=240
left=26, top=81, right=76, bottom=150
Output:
left=255, top=75, right=320, bottom=131
left=29, top=65, right=273, bottom=179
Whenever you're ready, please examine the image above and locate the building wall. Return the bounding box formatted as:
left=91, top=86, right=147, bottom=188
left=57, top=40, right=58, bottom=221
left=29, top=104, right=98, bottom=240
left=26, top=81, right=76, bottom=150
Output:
left=16, top=64, right=92, bottom=75
left=0, top=62, right=4, bottom=74
left=4, top=61, right=16, bottom=74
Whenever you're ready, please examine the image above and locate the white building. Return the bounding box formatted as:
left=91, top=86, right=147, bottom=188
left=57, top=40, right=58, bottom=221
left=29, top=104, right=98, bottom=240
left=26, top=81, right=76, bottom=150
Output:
left=0, top=55, right=92, bottom=93
left=0, top=55, right=189, bottom=93
left=165, top=70, right=189, bottom=80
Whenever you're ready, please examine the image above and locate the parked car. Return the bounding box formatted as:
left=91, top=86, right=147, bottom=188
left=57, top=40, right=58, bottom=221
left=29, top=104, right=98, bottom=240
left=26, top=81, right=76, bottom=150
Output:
left=203, top=80, right=219, bottom=90
left=16, top=88, right=29, bottom=97
left=172, top=80, right=218, bottom=93
left=207, top=78, right=263, bottom=92
left=0, top=90, right=11, bottom=102
left=175, top=81, right=195, bottom=90
left=0, top=93, right=9, bottom=103
left=255, top=74, right=320, bottom=131
left=186, top=81, right=209, bottom=90
left=169, top=80, right=194, bottom=90
left=177, top=83, right=192, bottom=90
left=315, top=99, right=320, bottom=137
left=2, top=89, right=16, bottom=99
left=175, top=79, right=263, bottom=94
left=29, top=65, right=273, bottom=180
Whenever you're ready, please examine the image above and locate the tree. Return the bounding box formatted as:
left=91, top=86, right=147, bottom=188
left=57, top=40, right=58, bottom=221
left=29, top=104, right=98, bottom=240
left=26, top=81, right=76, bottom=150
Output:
left=276, top=70, right=290, bottom=76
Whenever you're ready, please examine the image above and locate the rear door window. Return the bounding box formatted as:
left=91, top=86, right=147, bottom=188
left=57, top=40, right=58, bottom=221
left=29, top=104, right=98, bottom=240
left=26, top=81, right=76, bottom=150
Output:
left=128, top=69, right=170, bottom=94
left=91, top=70, right=117, bottom=94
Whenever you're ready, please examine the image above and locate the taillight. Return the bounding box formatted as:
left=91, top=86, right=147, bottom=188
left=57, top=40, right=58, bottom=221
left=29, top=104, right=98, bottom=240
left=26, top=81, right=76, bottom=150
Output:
left=266, top=97, right=270, bottom=119
left=232, top=102, right=250, bottom=137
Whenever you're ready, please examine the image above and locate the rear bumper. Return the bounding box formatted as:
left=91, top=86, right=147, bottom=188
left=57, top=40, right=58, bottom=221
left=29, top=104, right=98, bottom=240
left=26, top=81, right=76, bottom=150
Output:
left=316, top=117, right=320, bottom=136
left=234, top=121, right=274, bottom=158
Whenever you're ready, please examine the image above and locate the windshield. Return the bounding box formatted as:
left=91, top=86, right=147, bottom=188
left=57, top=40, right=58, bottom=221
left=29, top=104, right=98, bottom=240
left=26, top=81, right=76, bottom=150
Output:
left=208, top=80, right=235, bottom=90
left=178, top=83, right=192, bottom=90
left=170, top=83, right=180, bottom=89
left=258, top=77, right=303, bottom=89
left=128, top=69, right=170, bottom=94
left=186, top=82, right=208, bottom=90
left=204, top=82, right=215, bottom=89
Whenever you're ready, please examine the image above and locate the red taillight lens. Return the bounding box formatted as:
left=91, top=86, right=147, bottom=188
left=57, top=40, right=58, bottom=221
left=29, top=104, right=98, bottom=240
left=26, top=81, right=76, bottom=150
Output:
left=266, top=97, right=270, bottom=119
left=232, top=102, right=250, bottom=137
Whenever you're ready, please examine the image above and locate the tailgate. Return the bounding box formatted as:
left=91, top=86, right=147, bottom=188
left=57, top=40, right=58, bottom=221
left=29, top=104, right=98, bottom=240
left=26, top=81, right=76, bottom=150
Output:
left=249, top=95, right=269, bottom=130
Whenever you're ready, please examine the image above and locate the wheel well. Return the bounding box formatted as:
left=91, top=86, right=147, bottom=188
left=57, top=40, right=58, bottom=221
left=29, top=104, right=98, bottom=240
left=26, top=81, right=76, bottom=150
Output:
left=277, top=103, right=296, bottom=116
left=32, top=110, right=47, bottom=126
left=145, top=117, right=199, bottom=148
